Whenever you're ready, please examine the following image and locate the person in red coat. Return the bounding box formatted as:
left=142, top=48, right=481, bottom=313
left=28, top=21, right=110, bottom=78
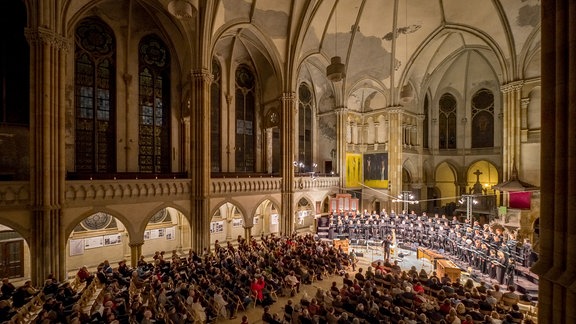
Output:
left=250, top=277, right=265, bottom=304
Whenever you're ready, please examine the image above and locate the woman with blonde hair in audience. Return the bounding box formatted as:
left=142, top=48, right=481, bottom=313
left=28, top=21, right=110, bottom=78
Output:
left=447, top=308, right=462, bottom=324
left=490, top=311, right=503, bottom=324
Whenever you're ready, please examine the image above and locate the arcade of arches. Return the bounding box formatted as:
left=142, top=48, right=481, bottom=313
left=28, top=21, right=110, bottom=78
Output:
left=0, top=0, right=574, bottom=322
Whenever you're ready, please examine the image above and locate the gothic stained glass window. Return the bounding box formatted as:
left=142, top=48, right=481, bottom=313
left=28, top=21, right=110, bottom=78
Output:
left=138, top=35, right=171, bottom=173
left=471, top=88, right=495, bottom=148
left=438, top=93, right=457, bottom=149
left=210, top=59, right=222, bottom=172
left=74, top=17, right=116, bottom=173
left=235, top=65, right=256, bottom=172
left=298, top=83, right=313, bottom=172
left=0, top=0, right=29, bottom=126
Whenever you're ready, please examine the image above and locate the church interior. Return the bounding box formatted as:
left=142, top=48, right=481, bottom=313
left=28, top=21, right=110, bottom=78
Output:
left=0, top=0, right=573, bottom=322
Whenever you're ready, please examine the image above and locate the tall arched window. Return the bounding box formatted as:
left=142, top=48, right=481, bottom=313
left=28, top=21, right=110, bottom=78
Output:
left=138, top=35, right=170, bottom=173
left=298, top=83, right=313, bottom=171
left=210, top=59, right=222, bottom=172
left=0, top=0, right=28, bottom=126
left=74, top=17, right=116, bottom=173
left=235, top=65, right=256, bottom=172
left=438, top=93, right=457, bottom=149
left=471, top=88, right=494, bottom=148
left=0, top=0, right=29, bottom=181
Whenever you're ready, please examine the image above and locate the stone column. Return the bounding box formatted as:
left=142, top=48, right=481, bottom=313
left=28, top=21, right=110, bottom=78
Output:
left=129, top=242, right=143, bottom=268
left=189, top=69, right=212, bottom=252
left=533, top=1, right=576, bottom=323
left=244, top=226, right=252, bottom=242
left=520, top=98, right=530, bottom=142
left=500, top=81, right=523, bottom=180
left=280, top=92, right=296, bottom=235
left=335, top=107, right=348, bottom=179
left=25, top=27, right=68, bottom=284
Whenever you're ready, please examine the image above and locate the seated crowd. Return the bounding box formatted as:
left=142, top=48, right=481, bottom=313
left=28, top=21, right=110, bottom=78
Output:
left=0, top=233, right=352, bottom=323
left=274, top=261, right=535, bottom=324
left=0, top=232, right=536, bottom=324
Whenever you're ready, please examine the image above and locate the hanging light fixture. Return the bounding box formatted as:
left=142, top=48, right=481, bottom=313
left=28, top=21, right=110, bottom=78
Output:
left=167, top=0, right=197, bottom=19
left=326, top=2, right=345, bottom=82
left=327, top=56, right=345, bottom=82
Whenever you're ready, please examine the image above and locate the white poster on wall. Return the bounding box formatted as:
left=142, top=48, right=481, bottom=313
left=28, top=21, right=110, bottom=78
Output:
left=232, top=218, right=243, bottom=227
left=165, top=227, right=175, bottom=240
left=145, top=228, right=166, bottom=240
left=150, top=229, right=160, bottom=239
left=84, top=236, right=104, bottom=249
left=210, top=221, right=224, bottom=233
left=253, top=217, right=259, bottom=224
left=69, top=239, right=85, bottom=256
left=271, top=213, right=279, bottom=225
left=298, top=210, right=308, bottom=224
left=104, top=234, right=121, bottom=246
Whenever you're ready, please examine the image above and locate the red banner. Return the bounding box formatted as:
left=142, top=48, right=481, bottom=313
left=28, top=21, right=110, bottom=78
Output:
left=509, top=191, right=531, bottom=209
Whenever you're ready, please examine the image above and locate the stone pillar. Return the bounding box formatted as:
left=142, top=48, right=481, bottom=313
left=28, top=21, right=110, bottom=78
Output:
left=244, top=226, right=252, bottom=242
left=335, top=107, right=348, bottom=179
left=500, top=81, right=523, bottom=180
left=225, top=218, right=233, bottom=241
left=520, top=98, right=530, bottom=142
left=533, top=1, right=576, bottom=323
left=189, top=69, right=212, bottom=252
left=24, top=27, right=68, bottom=284
left=280, top=92, right=296, bottom=235
left=387, top=108, right=403, bottom=201
left=129, top=242, right=143, bottom=268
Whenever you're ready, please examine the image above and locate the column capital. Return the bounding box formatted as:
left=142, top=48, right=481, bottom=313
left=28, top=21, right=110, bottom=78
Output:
left=410, top=182, right=424, bottom=190
left=128, top=241, right=144, bottom=248
left=521, top=97, right=531, bottom=108
left=24, top=27, right=69, bottom=50
left=281, top=92, right=296, bottom=101
left=385, top=106, right=404, bottom=114
left=334, top=106, right=348, bottom=114
left=500, top=81, right=524, bottom=93
left=190, top=69, right=213, bottom=83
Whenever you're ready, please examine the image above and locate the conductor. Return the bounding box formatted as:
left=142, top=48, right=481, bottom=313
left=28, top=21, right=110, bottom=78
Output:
left=383, top=235, right=392, bottom=260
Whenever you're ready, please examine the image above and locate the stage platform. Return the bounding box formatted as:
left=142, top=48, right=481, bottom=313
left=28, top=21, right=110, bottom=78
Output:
left=346, top=240, right=539, bottom=302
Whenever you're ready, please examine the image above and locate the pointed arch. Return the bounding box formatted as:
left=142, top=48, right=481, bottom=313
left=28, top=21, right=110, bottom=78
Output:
left=235, top=64, right=256, bottom=172
left=74, top=16, right=117, bottom=173
left=211, top=58, right=222, bottom=172
left=298, top=82, right=314, bottom=171
left=471, top=88, right=495, bottom=148
left=138, top=34, right=171, bottom=173
left=438, top=92, right=457, bottom=149
left=435, top=161, right=459, bottom=204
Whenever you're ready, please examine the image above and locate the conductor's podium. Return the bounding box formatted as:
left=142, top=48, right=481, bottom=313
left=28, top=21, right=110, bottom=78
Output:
left=436, top=259, right=461, bottom=283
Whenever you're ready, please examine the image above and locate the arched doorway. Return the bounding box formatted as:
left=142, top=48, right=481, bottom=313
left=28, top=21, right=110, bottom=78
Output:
left=435, top=162, right=457, bottom=204
left=295, top=197, right=314, bottom=233
left=210, top=202, right=245, bottom=245
left=66, top=212, right=129, bottom=275
left=252, top=200, right=280, bottom=237
left=141, top=208, right=191, bottom=258
left=434, top=162, right=458, bottom=216
left=0, top=225, right=29, bottom=279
